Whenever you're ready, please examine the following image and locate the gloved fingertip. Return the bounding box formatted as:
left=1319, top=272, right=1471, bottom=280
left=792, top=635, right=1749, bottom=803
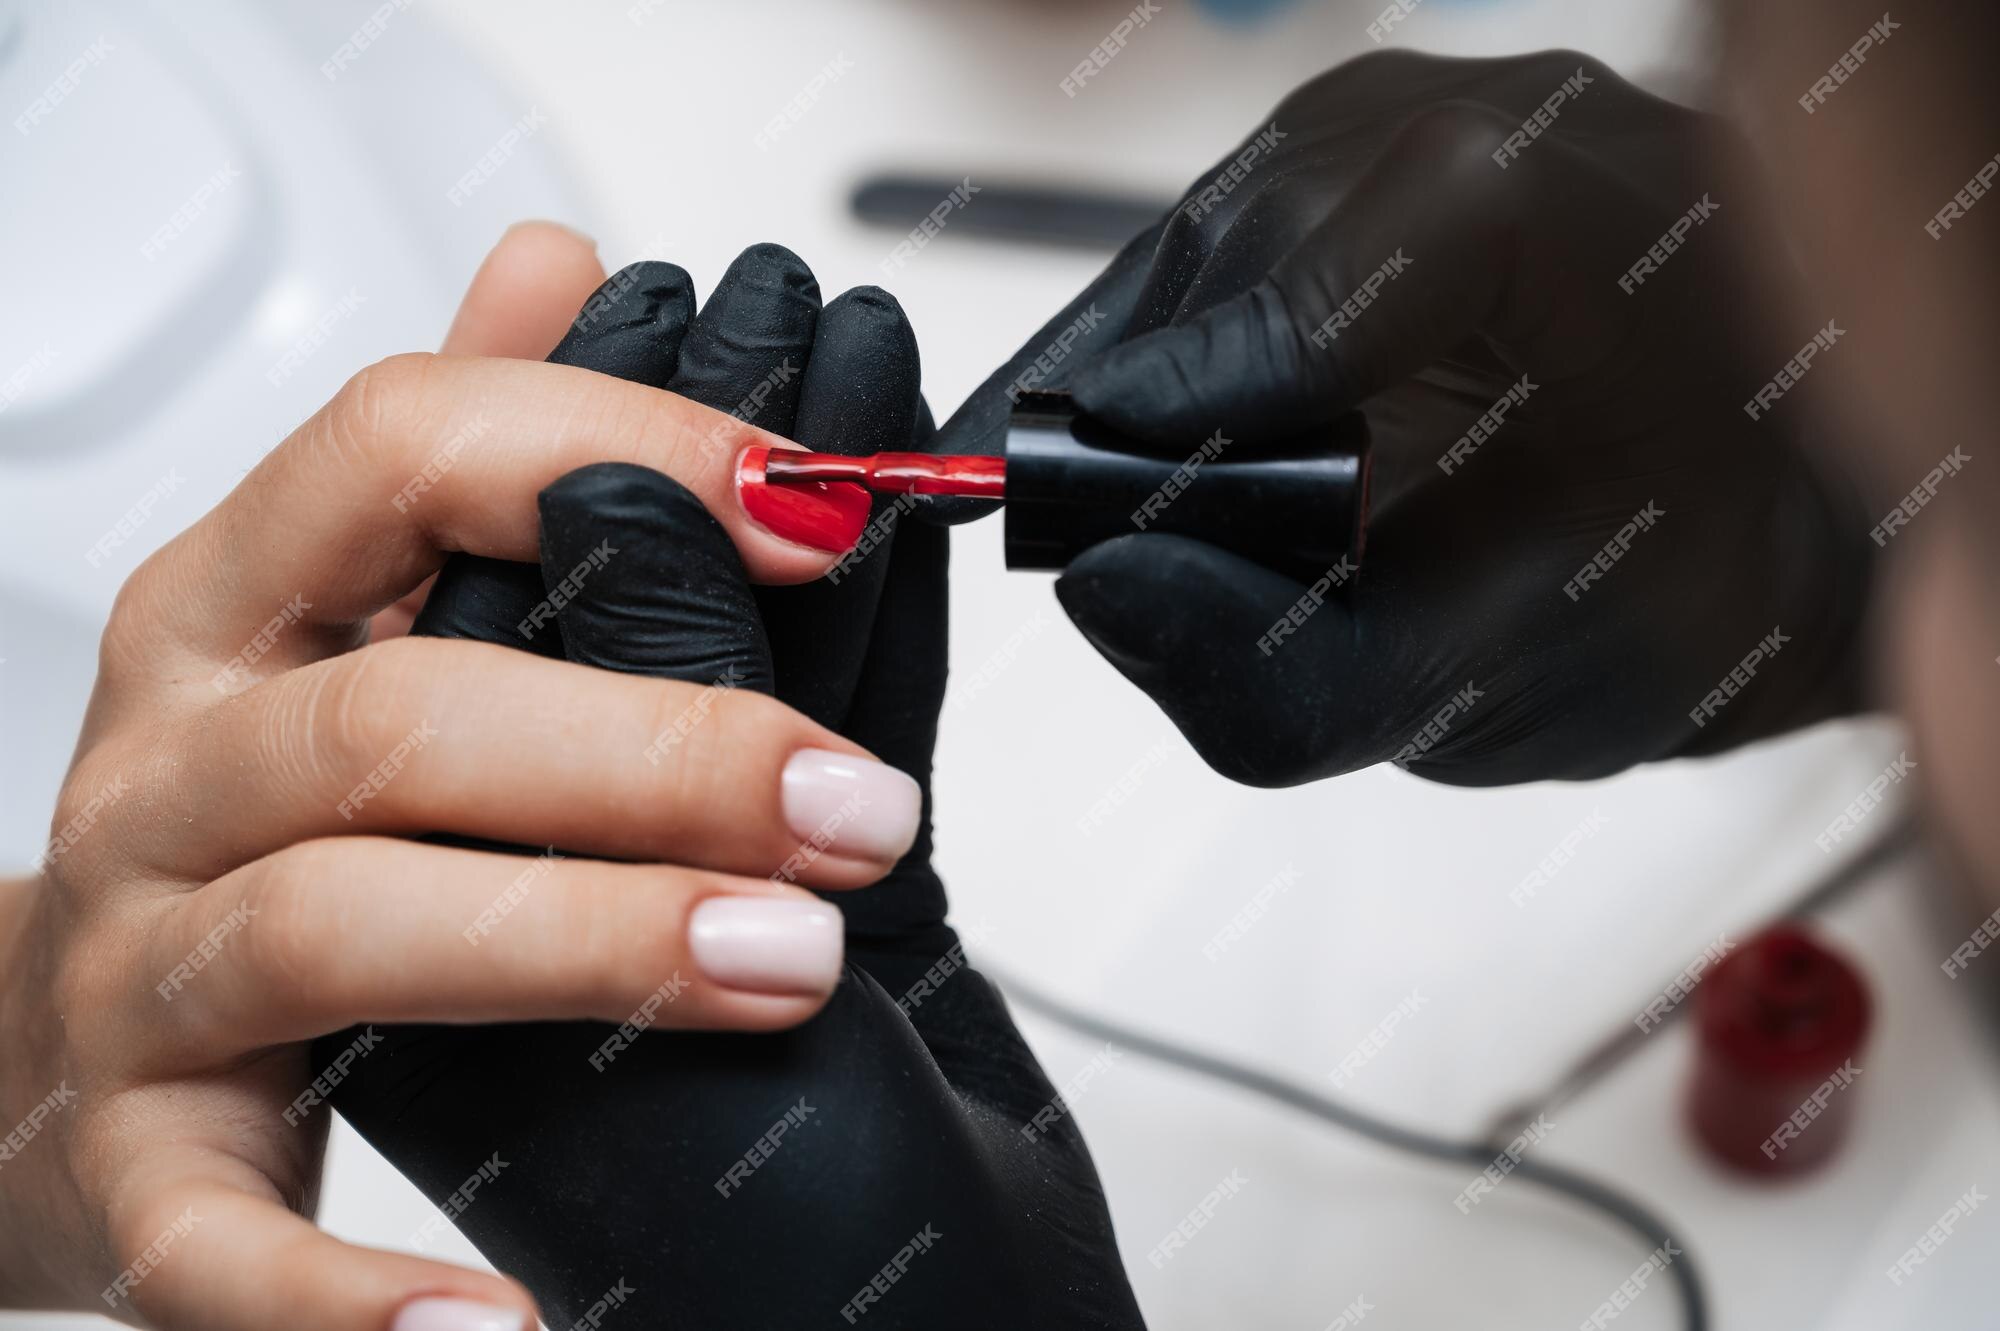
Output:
left=547, top=262, right=696, bottom=383
left=814, top=287, right=919, bottom=373
left=623, top=257, right=694, bottom=291
left=589, top=260, right=695, bottom=322
left=826, top=283, right=906, bottom=318
left=724, top=242, right=822, bottom=302
left=794, top=289, right=922, bottom=466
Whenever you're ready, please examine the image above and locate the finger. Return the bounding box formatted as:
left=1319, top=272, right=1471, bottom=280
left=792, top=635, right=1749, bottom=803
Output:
left=533, top=288, right=921, bottom=859
left=410, top=261, right=699, bottom=653
left=665, top=242, right=821, bottom=431
left=922, top=219, right=1166, bottom=522
left=1117, top=159, right=1331, bottom=346
left=141, top=838, right=849, bottom=1059
left=1056, top=532, right=1369, bottom=786
left=756, top=286, right=924, bottom=727
left=144, top=636, right=918, bottom=885
left=541, top=463, right=775, bottom=691
left=544, top=260, right=698, bottom=387
left=533, top=248, right=819, bottom=692
left=108, top=1152, right=539, bottom=1331
left=1163, top=157, right=1347, bottom=327
left=1071, top=104, right=1535, bottom=446
left=371, top=225, right=611, bottom=645
left=944, top=104, right=1323, bottom=449
left=127, top=353, right=862, bottom=690
left=826, top=517, right=953, bottom=947
left=440, top=219, right=607, bottom=359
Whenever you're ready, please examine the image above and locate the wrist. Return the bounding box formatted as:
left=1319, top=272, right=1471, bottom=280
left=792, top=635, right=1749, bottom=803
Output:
left=0, top=875, right=88, bottom=1313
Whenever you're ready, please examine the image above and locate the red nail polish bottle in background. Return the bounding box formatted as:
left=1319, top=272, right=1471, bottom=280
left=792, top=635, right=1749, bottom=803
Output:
left=1688, top=923, right=1872, bottom=1177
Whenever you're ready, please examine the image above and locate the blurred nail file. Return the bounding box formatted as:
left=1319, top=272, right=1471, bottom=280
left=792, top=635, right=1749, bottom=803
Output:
left=850, top=174, right=1173, bottom=250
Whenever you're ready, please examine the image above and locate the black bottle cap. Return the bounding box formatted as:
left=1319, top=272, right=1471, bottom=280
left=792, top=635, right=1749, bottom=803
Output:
left=1002, top=391, right=1370, bottom=582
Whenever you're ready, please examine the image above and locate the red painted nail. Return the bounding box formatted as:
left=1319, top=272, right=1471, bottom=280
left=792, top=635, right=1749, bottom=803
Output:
left=736, top=445, right=871, bottom=553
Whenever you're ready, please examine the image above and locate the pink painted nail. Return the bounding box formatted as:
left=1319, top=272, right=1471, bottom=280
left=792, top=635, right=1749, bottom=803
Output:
left=689, top=896, right=844, bottom=995
left=392, top=1298, right=529, bottom=1331
left=781, top=748, right=921, bottom=862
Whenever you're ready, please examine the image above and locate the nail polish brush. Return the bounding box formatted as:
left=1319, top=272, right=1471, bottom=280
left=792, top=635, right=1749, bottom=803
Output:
left=751, top=391, right=1370, bottom=579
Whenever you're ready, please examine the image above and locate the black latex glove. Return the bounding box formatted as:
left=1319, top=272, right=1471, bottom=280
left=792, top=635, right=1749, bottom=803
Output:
left=932, top=49, right=1872, bottom=787
left=317, top=248, right=1145, bottom=1330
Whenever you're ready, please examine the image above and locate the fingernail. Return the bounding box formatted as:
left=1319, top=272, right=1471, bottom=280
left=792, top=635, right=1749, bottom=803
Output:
left=737, top=445, right=871, bottom=553
left=393, top=1297, right=529, bottom=1331
left=506, top=218, right=597, bottom=252
left=782, top=748, right=921, bottom=862
left=689, top=896, right=844, bottom=994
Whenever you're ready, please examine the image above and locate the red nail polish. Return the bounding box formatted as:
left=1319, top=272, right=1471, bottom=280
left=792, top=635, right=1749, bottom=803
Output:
left=736, top=446, right=872, bottom=553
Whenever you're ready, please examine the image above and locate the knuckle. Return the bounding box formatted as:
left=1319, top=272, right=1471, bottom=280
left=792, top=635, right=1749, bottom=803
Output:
left=1405, top=99, right=1522, bottom=169
left=323, top=351, right=437, bottom=470
left=40, top=748, right=139, bottom=892
left=228, top=842, right=346, bottom=1013
left=1535, top=48, right=1615, bottom=87
left=99, top=550, right=165, bottom=669
left=299, top=637, right=437, bottom=811
left=1394, top=100, right=1540, bottom=216
left=1280, top=49, right=1410, bottom=116
left=96, top=539, right=215, bottom=691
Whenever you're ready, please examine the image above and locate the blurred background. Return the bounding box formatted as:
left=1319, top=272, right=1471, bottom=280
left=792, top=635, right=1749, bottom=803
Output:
left=3, top=1, right=1993, bottom=1327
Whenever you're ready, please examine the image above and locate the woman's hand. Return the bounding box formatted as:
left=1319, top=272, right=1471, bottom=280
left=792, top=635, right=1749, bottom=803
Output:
left=317, top=239, right=1147, bottom=1331
left=0, top=223, right=919, bottom=1331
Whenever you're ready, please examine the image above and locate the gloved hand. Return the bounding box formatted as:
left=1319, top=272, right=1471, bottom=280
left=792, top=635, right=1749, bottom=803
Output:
left=933, top=49, right=1873, bottom=787
left=321, top=247, right=1147, bottom=1330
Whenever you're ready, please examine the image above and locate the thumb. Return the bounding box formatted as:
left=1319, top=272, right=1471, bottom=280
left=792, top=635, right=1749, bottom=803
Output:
left=1073, top=104, right=1528, bottom=445
left=539, top=462, right=774, bottom=693
left=439, top=219, right=606, bottom=360
left=1056, top=533, right=1366, bottom=787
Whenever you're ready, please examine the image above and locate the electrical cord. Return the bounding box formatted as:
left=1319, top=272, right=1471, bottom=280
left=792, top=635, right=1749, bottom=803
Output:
left=983, top=801, right=1924, bottom=1331
left=989, top=965, right=1710, bottom=1331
